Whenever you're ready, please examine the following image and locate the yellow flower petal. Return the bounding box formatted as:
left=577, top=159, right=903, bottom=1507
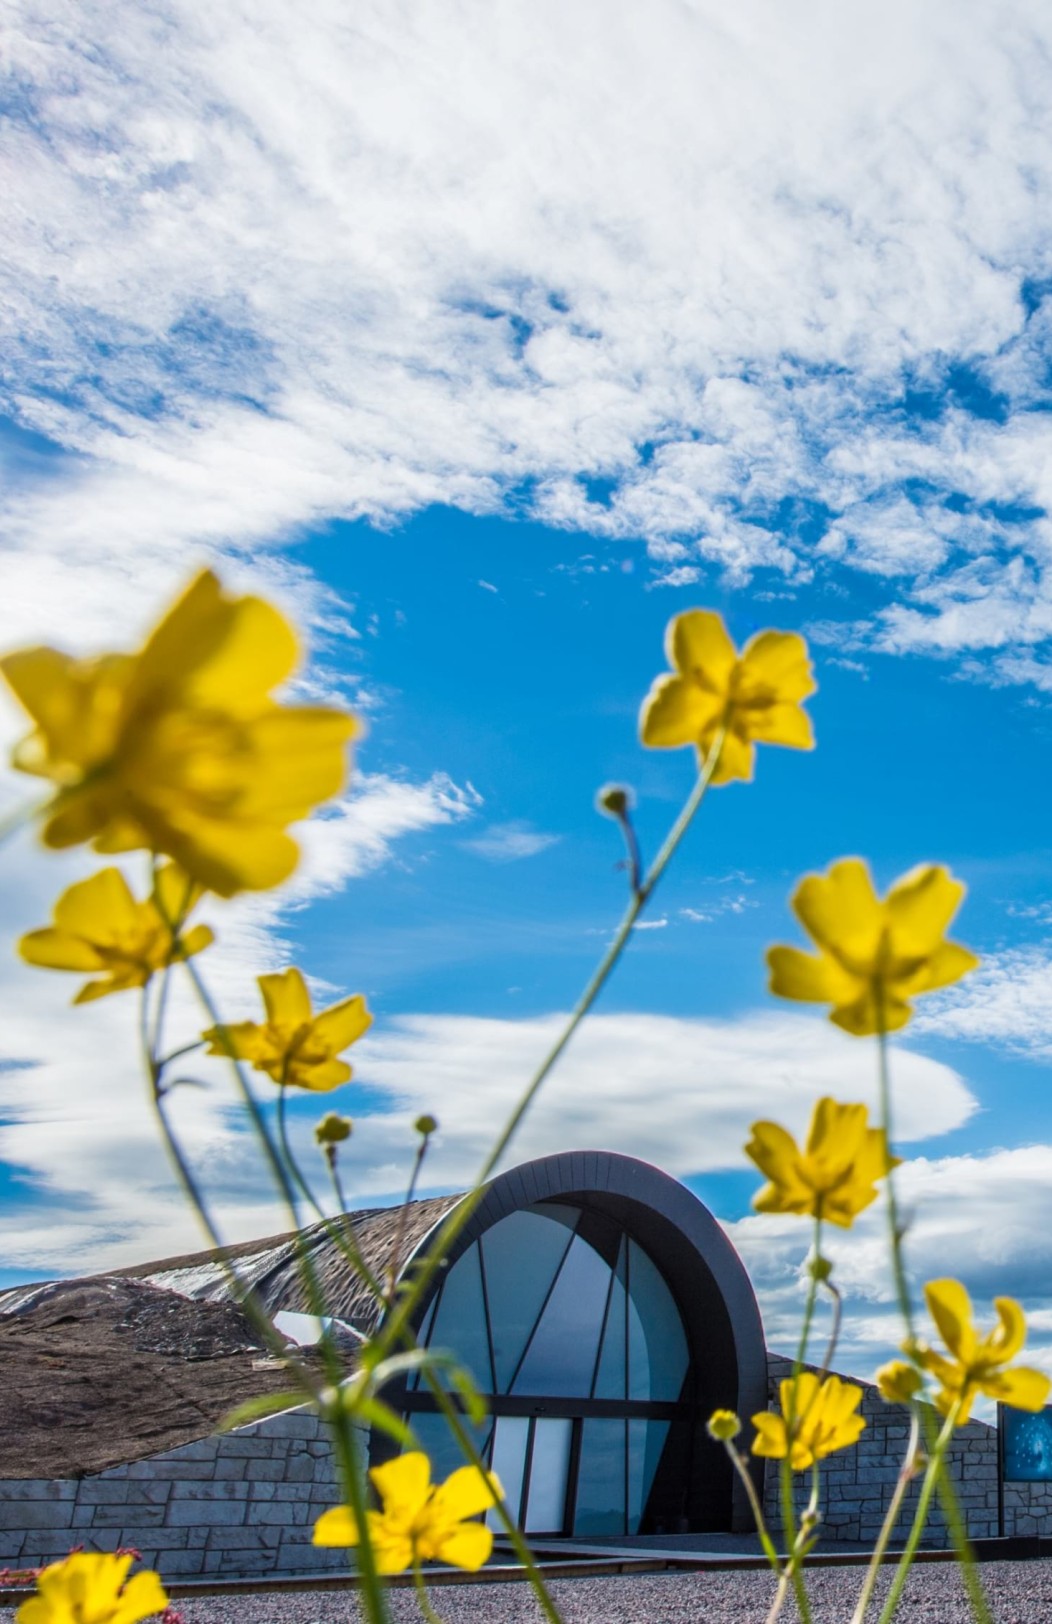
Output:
left=885, top=865, right=967, bottom=958
left=924, top=1279, right=975, bottom=1365
left=766, top=945, right=861, bottom=1005
left=910, top=941, right=981, bottom=994
left=744, top=701, right=814, bottom=748
left=432, top=1521, right=494, bottom=1571
left=829, top=986, right=912, bottom=1037
left=739, top=630, right=816, bottom=703
left=983, top=1366, right=1051, bottom=1412
left=792, top=858, right=882, bottom=965
left=669, top=609, right=737, bottom=686
left=312, top=1505, right=360, bottom=1547
left=288, top=1058, right=353, bottom=1091
left=988, top=1296, right=1028, bottom=1364
left=52, top=868, right=139, bottom=939
left=709, top=728, right=754, bottom=784
left=19, top=927, right=106, bottom=972
left=312, top=994, right=373, bottom=1053
left=370, top=1451, right=432, bottom=1518
left=639, top=673, right=719, bottom=749
left=430, top=1465, right=503, bottom=1523
left=259, top=967, right=313, bottom=1027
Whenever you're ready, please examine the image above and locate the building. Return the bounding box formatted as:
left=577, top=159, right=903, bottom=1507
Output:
left=0, top=1149, right=1040, bottom=1579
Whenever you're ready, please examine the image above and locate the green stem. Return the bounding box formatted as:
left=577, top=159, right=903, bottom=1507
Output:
left=412, top=1561, right=446, bottom=1624
left=179, top=960, right=388, bottom=1624
left=724, top=1441, right=781, bottom=1578
left=876, top=1010, right=991, bottom=1624
left=777, top=1215, right=823, bottom=1624
left=850, top=1410, right=920, bottom=1624
left=374, top=736, right=726, bottom=1361
left=388, top=1136, right=430, bottom=1305
left=816, top=1280, right=843, bottom=1381
left=875, top=1412, right=957, bottom=1624
left=420, top=1375, right=565, bottom=1624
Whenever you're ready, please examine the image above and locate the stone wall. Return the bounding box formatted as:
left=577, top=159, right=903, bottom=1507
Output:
left=0, top=1405, right=364, bottom=1581
left=763, top=1354, right=1001, bottom=1547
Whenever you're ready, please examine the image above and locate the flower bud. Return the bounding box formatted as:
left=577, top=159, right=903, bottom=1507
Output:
left=415, top=1114, right=439, bottom=1138
left=596, top=783, right=633, bottom=818
left=315, top=1112, right=353, bottom=1146
left=808, top=1253, right=834, bottom=1283
left=706, top=1409, right=742, bottom=1442
left=876, top=1359, right=923, bottom=1405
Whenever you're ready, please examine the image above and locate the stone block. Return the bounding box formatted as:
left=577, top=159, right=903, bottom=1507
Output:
left=131, top=1529, right=190, bottom=1551
left=253, top=1413, right=317, bottom=1441
left=90, top=1505, right=167, bottom=1528
left=0, top=1502, right=73, bottom=1531
left=76, top=1481, right=133, bottom=1505
left=283, top=1454, right=315, bottom=1484
left=0, top=1481, right=77, bottom=1502
left=215, top=1439, right=274, bottom=1459
left=152, top=1549, right=209, bottom=1577
left=167, top=1501, right=248, bottom=1528
left=213, top=1458, right=247, bottom=1481
left=245, top=1500, right=308, bottom=1526
left=203, top=1546, right=277, bottom=1575
left=205, top=1526, right=282, bottom=1550
left=168, top=1480, right=249, bottom=1502
left=245, top=1459, right=285, bottom=1482
left=128, top=1461, right=212, bottom=1481
left=163, top=1439, right=221, bottom=1464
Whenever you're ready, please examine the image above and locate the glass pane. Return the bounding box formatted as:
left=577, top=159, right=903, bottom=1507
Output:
left=513, top=1234, right=613, bottom=1397
left=592, top=1238, right=627, bottom=1400
left=429, top=1242, right=494, bottom=1393
left=627, top=1419, right=670, bottom=1533
left=406, top=1410, right=490, bottom=1483
left=406, top=1295, right=438, bottom=1389
left=480, top=1210, right=577, bottom=1392
left=573, top=1418, right=625, bottom=1536
left=486, top=1416, right=530, bottom=1527
left=524, top=1418, right=573, bottom=1534
left=627, top=1241, right=688, bottom=1402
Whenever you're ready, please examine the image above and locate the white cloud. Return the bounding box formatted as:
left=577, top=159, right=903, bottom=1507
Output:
left=0, top=769, right=480, bottom=1273
left=734, top=1144, right=1052, bottom=1390
left=460, top=821, right=560, bottom=862
left=4, top=2, right=1052, bottom=678
left=914, top=945, right=1052, bottom=1057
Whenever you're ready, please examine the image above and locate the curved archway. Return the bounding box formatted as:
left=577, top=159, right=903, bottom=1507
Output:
left=376, top=1150, right=766, bottom=1536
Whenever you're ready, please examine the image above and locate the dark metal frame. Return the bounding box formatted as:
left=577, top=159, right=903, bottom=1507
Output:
left=373, top=1150, right=768, bottom=1534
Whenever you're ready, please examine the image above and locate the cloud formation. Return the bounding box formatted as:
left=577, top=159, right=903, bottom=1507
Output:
left=4, top=2, right=1052, bottom=678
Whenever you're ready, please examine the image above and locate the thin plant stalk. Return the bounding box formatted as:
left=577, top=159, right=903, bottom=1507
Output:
left=776, top=1216, right=823, bottom=1624
left=373, top=731, right=727, bottom=1365
left=412, top=1562, right=446, bottom=1624
left=875, top=1008, right=992, bottom=1624
left=849, top=1410, right=921, bottom=1624
left=874, top=1409, right=958, bottom=1624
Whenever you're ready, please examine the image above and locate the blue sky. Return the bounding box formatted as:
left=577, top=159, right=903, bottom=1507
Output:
left=4, top=0, right=1052, bottom=1382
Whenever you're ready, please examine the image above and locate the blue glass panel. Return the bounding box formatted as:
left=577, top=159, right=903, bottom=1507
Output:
left=592, top=1237, right=627, bottom=1400
left=406, top=1294, right=438, bottom=1390
left=406, top=1410, right=490, bottom=1482
left=525, top=1418, right=573, bottom=1533
left=428, top=1241, right=494, bottom=1393
left=573, top=1419, right=625, bottom=1535
left=626, top=1241, right=688, bottom=1402
left=479, top=1210, right=577, bottom=1392
left=627, top=1419, right=670, bottom=1532
left=1003, top=1407, right=1052, bottom=1480
left=487, top=1416, right=530, bottom=1527
left=512, top=1233, right=614, bottom=1397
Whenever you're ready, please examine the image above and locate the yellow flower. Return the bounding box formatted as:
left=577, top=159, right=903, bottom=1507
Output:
left=876, top=1359, right=924, bottom=1406
left=910, top=1279, right=1051, bottom=1425
left=707, top=1409, right=742, bottom=1442
left=15, top=1551, right=168, bottom=1624
left=639, top=609, right=815, bottom=784
left=312, top=1451, right=502, bottom=1573
left=1, top=569, right=357, bottom=897
left=18, top=864, right=212, bottom=1003
left=202, top=966, right=371, bottom=1091
left=745, top=1097, right=900, bottom=1228
left=752, top=1372, right=866, bottom=1471
left=767, top=857, right=978, bottom=1035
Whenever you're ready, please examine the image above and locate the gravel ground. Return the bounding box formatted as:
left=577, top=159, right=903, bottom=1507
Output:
left=7, top=1561, right=1052, bottom=1623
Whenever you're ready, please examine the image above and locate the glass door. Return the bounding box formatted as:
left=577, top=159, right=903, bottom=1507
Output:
left=487, top=1416, right=574, bottom=1534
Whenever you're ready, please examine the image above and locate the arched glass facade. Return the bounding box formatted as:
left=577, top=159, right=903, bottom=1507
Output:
left=401, top=1200, right=695, bottom=1536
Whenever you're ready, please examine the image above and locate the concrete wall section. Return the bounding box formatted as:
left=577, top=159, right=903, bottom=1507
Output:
left=0, top=1407, right=363, bottom=1580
